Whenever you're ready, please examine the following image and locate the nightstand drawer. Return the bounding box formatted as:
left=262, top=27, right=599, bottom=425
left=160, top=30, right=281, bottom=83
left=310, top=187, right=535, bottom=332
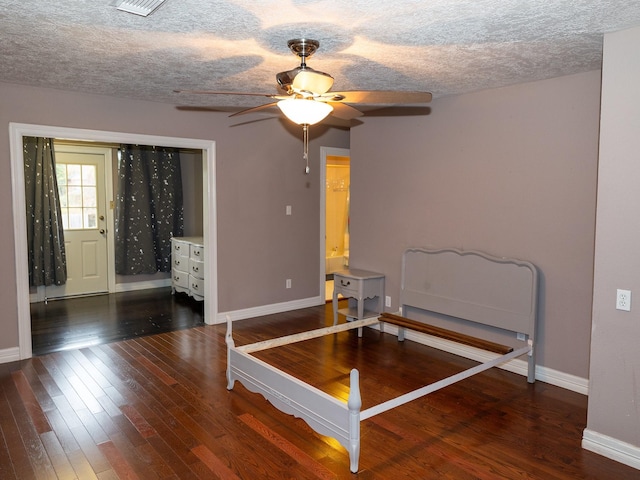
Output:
left=334, top=275, right=358, bottom=297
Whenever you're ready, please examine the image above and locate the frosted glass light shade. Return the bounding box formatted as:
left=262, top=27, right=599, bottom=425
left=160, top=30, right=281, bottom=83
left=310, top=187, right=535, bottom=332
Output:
left=277, top=99, right=333, bottom=125
left=292, top=69, right=334, bottom=94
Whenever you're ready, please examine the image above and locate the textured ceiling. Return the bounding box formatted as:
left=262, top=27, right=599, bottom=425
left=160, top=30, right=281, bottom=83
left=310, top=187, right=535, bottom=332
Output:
left=2, top=1, right=640, bottom=112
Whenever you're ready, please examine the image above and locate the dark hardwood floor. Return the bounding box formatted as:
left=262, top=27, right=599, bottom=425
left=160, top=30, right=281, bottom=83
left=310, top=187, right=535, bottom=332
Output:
left=2, top=295, right=637, bottom=478
left=30, top=288, right=204, bottom=356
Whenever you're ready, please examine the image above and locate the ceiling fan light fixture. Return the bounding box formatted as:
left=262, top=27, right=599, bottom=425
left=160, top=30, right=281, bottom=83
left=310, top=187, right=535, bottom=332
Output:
left=291, top=69, right=334, bottom=95
left=277, top=98, right=333, bottom=125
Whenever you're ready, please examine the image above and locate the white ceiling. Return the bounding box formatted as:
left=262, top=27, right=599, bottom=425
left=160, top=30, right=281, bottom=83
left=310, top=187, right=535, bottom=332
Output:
left=2, top=1, right=640, bottom=113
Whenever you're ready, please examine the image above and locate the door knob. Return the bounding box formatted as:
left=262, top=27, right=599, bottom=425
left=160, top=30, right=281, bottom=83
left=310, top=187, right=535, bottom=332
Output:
left=99, top=215, right=105, bottom=221
left=99, top=229, right=105, bottom=234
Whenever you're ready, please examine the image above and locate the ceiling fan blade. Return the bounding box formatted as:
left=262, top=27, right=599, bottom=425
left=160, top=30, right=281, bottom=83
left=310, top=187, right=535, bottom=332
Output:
left=325, top=90, right=432, bottom=104
left=174, top=89, right=287, bottom=100
left=229, top=102, right=279, bottom=117
left=327, top=102, right=363, bottom=120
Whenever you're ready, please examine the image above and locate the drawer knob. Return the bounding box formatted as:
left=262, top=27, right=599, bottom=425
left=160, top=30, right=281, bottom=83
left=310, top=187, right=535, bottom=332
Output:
left=340, top=280, right=351, bottom=286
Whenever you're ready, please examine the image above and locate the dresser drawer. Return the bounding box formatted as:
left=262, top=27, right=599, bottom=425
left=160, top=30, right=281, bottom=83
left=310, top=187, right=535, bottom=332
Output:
left=189, top=258, right=204, bottom=280
left=189, top=275, right=205, bottom=297
left=172, top=270, right=189, bottom=289
left=190, top=244, right=204, bottom=262
left=172, top=253, right=189, bottom=273
left=172, top=239, right=190, bottom=257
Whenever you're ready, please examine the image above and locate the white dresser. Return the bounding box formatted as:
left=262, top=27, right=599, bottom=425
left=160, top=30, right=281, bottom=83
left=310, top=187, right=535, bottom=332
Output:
left=171, top=236, right=205, bottom=301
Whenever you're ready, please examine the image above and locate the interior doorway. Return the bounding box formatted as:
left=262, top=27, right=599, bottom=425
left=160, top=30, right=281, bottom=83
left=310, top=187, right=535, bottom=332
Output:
left=10, top=123, right=218, bottom=360
left=320, top=147, right=350, bottom=301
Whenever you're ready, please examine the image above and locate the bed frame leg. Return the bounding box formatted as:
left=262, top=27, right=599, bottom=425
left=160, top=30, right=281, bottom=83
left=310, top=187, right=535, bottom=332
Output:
left=527, top=339, right=535, bottom=383
left=348, top=369, right=362, bottom=473
left=225, top=315, right=236, bottom=390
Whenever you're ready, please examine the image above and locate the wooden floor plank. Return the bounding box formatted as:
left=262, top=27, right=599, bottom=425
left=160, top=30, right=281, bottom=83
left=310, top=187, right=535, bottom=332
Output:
left=11, top=371, right=52, bottom=435
left=40, top=430, right=77, bottom=480
left=0, top=291, right=637, bottom=479
left=238, top=413, right=337, bottom=480
left=98, top=439, right=141, bottom=480
left=190, top=444, right=241, bottom=480
left=68, top=421, right=112, bottom=474
left=2, top=374, right=56, bottom=479
left=0, top=387, right=21, bottom=480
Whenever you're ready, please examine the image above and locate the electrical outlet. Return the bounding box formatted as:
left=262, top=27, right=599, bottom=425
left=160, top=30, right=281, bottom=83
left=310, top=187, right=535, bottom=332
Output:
left=286, top=279, right=291, bottom=289
left=616, top=289, right=631, bottom=311
left=385, top=296, right=391, bottom=308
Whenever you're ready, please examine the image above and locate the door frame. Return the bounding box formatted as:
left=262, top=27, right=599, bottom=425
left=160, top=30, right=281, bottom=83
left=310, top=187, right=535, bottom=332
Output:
left=319, top=146, right=350, bottom=300
left=10, top=123, right=218, bottom=360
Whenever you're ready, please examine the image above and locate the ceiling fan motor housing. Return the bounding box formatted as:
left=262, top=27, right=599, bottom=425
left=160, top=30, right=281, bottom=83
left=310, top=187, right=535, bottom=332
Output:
left=287, top=39, right=320, bottom=61
left=277, top=39, right=334, bottom=94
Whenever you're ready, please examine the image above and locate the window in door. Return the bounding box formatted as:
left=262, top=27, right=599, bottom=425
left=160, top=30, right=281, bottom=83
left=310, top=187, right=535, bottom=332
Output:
left=56, top=163, right=98, bottom=230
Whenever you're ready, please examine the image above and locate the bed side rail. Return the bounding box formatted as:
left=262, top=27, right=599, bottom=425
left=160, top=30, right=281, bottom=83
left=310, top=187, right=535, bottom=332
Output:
left=379, top=312, right=513, bottom=355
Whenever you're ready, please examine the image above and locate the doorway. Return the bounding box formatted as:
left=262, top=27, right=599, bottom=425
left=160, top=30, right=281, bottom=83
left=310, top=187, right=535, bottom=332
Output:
left=10, top=123, right=218, bottom=360
left=320, top=147, right=350, bottom=301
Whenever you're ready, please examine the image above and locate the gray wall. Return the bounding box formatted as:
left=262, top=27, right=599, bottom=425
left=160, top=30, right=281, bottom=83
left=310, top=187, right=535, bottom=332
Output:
left=349, top=70, right=602, bottom=379
left=180, top=150, right=204, bottom=237
left=0, top=82, right=349, bottom=350
left=588, top=25, right=640, bottom=450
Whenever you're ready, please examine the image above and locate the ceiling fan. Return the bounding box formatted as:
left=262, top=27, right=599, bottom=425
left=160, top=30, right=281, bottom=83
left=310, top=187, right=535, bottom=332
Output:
left=175, top=39, right=432, bottom=173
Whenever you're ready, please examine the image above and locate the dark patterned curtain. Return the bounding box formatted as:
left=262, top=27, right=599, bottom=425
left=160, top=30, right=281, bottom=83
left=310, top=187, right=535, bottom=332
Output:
left=115, top=144, right=184, bottom=275
left=23, top=137, right=67, bottom=286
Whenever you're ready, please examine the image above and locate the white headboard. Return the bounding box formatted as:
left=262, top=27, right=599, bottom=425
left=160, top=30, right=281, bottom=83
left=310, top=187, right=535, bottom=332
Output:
left=400, top=248, right=538, bottom=339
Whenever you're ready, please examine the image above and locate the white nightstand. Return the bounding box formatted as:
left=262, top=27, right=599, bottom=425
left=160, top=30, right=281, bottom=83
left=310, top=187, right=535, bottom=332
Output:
left=332, top=269, right=385, bottom=325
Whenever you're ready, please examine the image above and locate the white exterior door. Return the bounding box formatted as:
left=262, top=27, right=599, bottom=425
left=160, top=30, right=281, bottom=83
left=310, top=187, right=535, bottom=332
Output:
left=45, top=145, right=111, bottom=299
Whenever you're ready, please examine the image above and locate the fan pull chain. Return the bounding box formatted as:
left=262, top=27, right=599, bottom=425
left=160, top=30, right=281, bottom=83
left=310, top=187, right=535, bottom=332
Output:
left=303, top=124, right=310, bottom=174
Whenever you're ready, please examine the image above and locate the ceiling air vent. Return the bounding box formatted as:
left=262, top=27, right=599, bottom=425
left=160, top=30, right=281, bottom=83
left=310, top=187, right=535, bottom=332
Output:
left=117, top=0, right=167, bottom=16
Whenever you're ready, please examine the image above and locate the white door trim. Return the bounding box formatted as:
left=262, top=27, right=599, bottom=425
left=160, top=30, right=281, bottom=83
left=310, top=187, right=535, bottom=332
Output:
left=10, top=123, right=218, bottom=360
left=319, top=147, right=350, bottom=300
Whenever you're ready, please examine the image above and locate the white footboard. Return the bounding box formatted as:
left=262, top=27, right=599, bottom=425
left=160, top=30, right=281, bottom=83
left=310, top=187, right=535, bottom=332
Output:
left=226, top=317, right=365, bottom=472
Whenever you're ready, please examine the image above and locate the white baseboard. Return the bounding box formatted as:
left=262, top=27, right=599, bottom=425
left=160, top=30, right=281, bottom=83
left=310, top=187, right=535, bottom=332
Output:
left=217, top=296, right=324, bottom=325
left=368, top=321, right=589, bottom=395
left=115, top=278, right=172, bottom=292
left=0, top=347, right=21, bottom=364
left=29, top=279, right=172, bottom=303
left=583, top=429, right=640, bottom=470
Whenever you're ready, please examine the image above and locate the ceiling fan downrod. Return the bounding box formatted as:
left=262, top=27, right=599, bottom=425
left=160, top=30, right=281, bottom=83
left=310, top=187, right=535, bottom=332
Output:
left=303, top=124, right=310, bottom=174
